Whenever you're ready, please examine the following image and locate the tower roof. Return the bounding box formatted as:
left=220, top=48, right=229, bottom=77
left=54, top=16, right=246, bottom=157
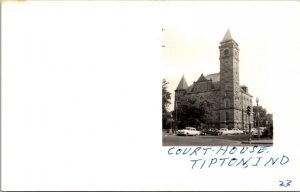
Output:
left=222, top=28, right=233, bottom=42
left=176, top=75, right=189, bottom=90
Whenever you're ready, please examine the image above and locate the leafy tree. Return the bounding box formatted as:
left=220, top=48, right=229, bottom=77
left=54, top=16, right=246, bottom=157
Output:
left=253, top=105, right=272, bottom=127
left=176, top=99, right=213, bottom=129
left=162, top=79, right=171, bottom=129
left=162, top=79, right=171, bottom=113
left=265, top=114, right=273, bottom=126
left=199, top=101, right=214, bottom=128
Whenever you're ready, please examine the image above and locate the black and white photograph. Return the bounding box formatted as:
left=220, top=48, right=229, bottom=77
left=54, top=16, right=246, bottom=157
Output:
left=162, top=28, right=273, bottom=146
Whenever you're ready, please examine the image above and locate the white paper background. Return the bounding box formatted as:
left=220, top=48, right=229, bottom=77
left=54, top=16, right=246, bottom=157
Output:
left=2, top=1, right=300, bottom=191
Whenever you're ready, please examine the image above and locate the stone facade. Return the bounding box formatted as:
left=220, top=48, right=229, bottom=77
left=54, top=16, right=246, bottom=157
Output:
left=175, top=29, right=253, bottom=129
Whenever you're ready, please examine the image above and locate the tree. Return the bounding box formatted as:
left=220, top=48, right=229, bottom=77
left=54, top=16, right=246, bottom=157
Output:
left=162, top=79, right=171, bottom=129
left=176, top=99, right=212, bottom=129
left=253, top=105, right=270, bottom=127
left=199, top=101, right=214, bottom=128
left=162, top=79, right=171, bottom=114
left=265, top=114, right=273, bottom=126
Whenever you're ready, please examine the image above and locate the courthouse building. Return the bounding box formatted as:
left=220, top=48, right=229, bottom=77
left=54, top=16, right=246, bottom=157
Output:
left=175, top=29, right=253, bottom=129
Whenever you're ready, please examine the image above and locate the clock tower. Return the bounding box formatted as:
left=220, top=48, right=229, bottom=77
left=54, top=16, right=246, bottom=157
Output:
left=219, top=29, right=240, bottom=128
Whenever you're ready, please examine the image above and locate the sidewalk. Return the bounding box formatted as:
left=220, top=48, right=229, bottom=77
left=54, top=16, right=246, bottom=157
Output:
left=241, top=139, right=273, bottom=145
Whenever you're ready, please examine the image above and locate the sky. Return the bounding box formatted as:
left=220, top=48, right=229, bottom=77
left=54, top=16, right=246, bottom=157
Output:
left=162, top=1, right=300, bottom=114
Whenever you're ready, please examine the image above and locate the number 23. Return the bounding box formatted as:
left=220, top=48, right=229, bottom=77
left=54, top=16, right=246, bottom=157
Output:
left=279, top=180, right=292, bottom=187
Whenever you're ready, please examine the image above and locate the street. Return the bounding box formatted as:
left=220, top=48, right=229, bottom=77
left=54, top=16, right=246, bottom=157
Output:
left=162, top=134, right=273, bottom=146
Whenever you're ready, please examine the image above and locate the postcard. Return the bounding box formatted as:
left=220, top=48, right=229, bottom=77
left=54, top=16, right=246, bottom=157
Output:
left=2, top=1, right=300, bottom=191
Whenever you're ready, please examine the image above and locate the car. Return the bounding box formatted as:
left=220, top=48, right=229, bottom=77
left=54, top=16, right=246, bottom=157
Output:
left=219, top=128, right=231, bottom=135
left=231, top=128, right=243, bottom=135
left=207, top=128, right=222, bottom=136
left=218, top=128, right=243, bottom=135
left=252, top=128, right=264, bottom=137
left=177, top=127, right=200, bottom=136
left=200, top=130, right=208, bottom=136
left=244, top=128, right=256, bottom=134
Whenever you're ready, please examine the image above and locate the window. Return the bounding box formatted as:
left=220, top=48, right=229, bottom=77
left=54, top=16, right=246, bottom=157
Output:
left=226, top=112, right=229, bottom=121
left=224, top=99, right=230, bottom=108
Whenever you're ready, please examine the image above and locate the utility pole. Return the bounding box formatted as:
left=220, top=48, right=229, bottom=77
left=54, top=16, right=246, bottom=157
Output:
left=247, top=106, right=251, bottom=144
left=242, top=94, right=244, bottom=131
left=175, top=100, right=178, bottom=132
left=256, top=97, right=260, bottom=140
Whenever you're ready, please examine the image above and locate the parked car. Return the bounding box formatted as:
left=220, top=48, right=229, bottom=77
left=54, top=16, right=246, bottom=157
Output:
left=177, top=127, right=200, bottom=136
left=200, top=129, right=209, bottom=136
left=252, top=128, right=264, bottom=137
left=219, top=128, right=231, bottom=135
left=231, top=128, right=243, bottom=135
left=244, top=128, right=256, bottom=134
left=207, top=128, right=222, bottom=136
left=219, top=128, right=243, bottom=135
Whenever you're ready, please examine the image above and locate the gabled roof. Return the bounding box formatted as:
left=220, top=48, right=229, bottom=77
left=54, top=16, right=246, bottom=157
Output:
left=196, top=73, right=208, bottom=82
left=206, top=73, right=220, bottom=82
left=176, top=75, right=189, bottom=90
left=222, top=28, right=233, bottom=42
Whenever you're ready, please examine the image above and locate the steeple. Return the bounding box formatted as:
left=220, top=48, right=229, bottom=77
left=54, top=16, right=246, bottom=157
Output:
left=176, top=75, right=188, bottom=90
left=222, top=28, right=233, bottom=42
